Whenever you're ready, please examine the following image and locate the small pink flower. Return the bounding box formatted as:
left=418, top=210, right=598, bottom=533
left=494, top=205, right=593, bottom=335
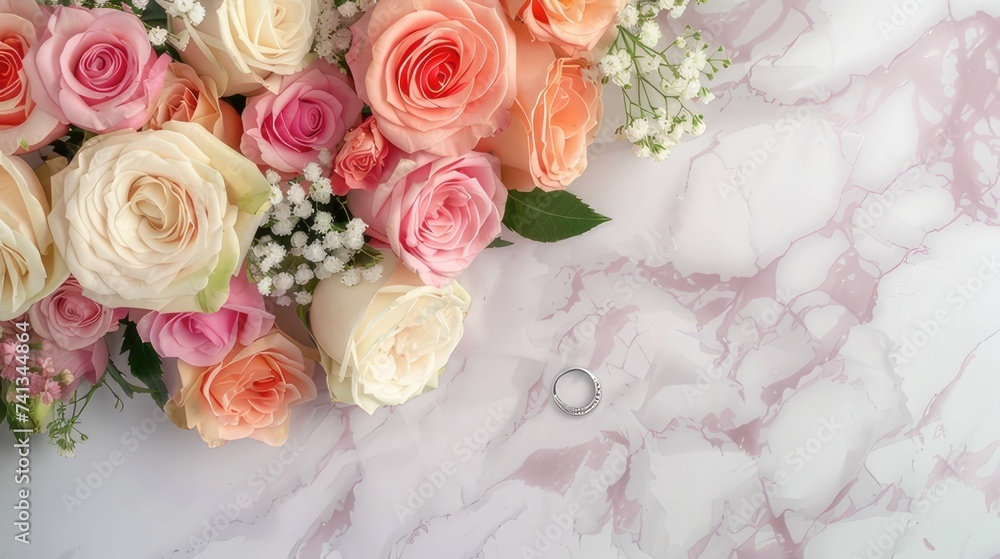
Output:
left=350, top=151, right=507, bottom=287
left=241, top=59, right=363, bottom=175
left=29, top=276, right=127, bottom=350
left=333, top=116, right=399, bottom=194
left=24, top=6, right=170, bottom=133
left=38, top=339, right=109, bottom=397
left=137, top=273, right=275, bottom=367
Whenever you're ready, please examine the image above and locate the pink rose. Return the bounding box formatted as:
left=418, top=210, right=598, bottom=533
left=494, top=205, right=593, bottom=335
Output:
left=28, top=276, right=127, bottom=351
left=503, top=0, right=624, bottom=54
left=241, top=59, right=362, bottom=174
left=40, top=339, right=109, bottom=397
left=165, top=330, right=317, bottom=447
left=350, top=151, right=507, bottom=287
left=25, top=7, right=170, bottom=133
left=136, top=273, right=275, bottom=367
left=346, top=0, right=517, bottom=156
left=333, top=116, right=399, bottom=194
left=0, top=1, right=66, bottom=154
left=147, top=62, right=243, bottom=150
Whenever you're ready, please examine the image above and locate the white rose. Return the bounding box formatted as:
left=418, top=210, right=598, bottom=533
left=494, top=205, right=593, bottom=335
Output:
left=176, top=0, right=319, bottom=96
left=0, top=153, right=68, bottom=320
left=47, top=121, right=272, bottom=313
left=310, top=253, right=471, bottom=414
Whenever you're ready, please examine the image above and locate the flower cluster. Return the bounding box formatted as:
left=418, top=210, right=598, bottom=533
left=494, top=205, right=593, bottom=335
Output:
left=314, top=0, right=369, bottom=67
left=601, top=0, right=730, bottom=159
left=248, top=164, right=384, bottom=307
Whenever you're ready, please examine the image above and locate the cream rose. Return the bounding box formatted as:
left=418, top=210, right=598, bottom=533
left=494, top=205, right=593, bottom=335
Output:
left=175, top=0, right=319, bottom=96
left=0, top=152, right=68, bottom=320
left=47, top=121, right=272, bottom=313
left=310, top=253, right=471, bottom=414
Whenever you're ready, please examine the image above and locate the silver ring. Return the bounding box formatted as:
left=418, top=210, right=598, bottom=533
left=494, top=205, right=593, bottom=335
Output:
left=552, top=368, right=601, bottom=416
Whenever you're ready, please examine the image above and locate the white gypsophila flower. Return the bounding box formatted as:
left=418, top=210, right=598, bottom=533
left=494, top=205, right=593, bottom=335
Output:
left=293, top=200, right=314, bottom=219
left=670, top=1, right=688, bottom=18
left=361, top=264, right=383, bottom=283
left=346, top=218, right=367, bottom=236
left=133, top=0, right=149, bottom=9
left=265, top=169, right=282, bottom=186
left=304, top=242, right=327, bottom=262
left=345, top=232, right=364, bottom=251
left=270, top=201, right=292, bottom=221
left=271, top=219, right=294, bottom=236
left=318, top=149, right=333, bottom=165
left=93, top=0, right=108, bottom=6
left=295, top=265, right=315, bottom=285
left=256, top=276, right=273, bottom=295
left=639, top=21, right=662, bottom=47
left=274, top=273, right=294, bottom=292
left=148, top=27, right=168, bottom=46
left=675, top=36, right=687, bottom=49
left=304, top=162, right=323, bottom=182
left=290, top=231, right=309, bottom=248
left=170, top=29, right=190, bottom=50
left=276, top=295, right=292, bottom=306
left=315, top=265, right=333, bottom=280
left=637, top=55, right=660, bottom=75
left=287, top=183, right=306, bottom=204
left=332, top=29, right=352, bottom=51
left=290, top=246, right=303, bottom=257
left=295, top=291, right=313, bottom=305
left=581, top=64, right=604, bottom=83
left=337, top=1, right=358, bottom=18
left=269, top=184, right=284, bottom=205
left=323, top=256, right=345, bottom=274
left=626, top=118, right=652, bottom=142
left=175, top=0, right=194, bottom=12
left=683, top=78, right=701, bottom=99
left=652, top=148, right=671, bottom=162
left=689, top=49, right=708, bottom=72
left=701, top=89, right=716, bottom=103
left=323, top=231, right=344, bottom=250
left=689, top=117, right=706, bottom=136
left=632, top=143, right=653, bottom=158
left=333, top=248, right=352, bottom=262
left=187, top=2, right=206, bottom=25
left=310, top=178, right=333, bottom=203
left=340, top=268, right=361, bottom=286
left=679, top=57, right=698, bottom=80
left=312, top=211, right=333, bottom=233
left=617, top=4, right=639, bottom=28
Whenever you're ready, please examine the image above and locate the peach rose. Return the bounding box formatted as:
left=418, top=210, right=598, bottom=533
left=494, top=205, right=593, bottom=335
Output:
left=504, top=0, right=624, bottom=54
left=346, top=0, right=517, bottom=156
left=333, top=116, right=398, bottom=194
left=0, top=0, right=67, bottom=155
left=147, top=62, right=243, bottom=150
left=478, top=25, right=603, bottom=191
left=166, top=330, right=317, bottom=447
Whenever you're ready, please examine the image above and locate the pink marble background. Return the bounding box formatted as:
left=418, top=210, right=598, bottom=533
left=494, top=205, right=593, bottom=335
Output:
left=4, top=0, right=1000, bottom=558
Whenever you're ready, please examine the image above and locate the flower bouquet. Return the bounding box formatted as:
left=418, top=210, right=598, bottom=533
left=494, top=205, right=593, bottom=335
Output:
left=0, top=0, right=726, bottom=452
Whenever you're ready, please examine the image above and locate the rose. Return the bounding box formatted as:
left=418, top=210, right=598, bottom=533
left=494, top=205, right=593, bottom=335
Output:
left=25, top=7, right=170, bottom=133
left=165, top=330, right=317, bottom=447
left=47, top=121, right=272, bottom=313
left=0, top=152, right=68, bottom=321
left=175, top=0, right=319, bottom=97
left=39, top=339, right=109, bottom=397
left=478, top=26, right=602, bottom=191
left=310, top=252, right=471, bottom=414
left=346, top=0, right=517, bottom=156
left=0, top=0, right=67, bottom=155
left=350, top=151, right=506, bottom=287
left=136, top=272, right=275, bottom=367
left=28, top=277, right=127, bottom=350
left=241, top=59, right=363, bottom=174
left=148, top=62, right=243, bottom=150
left=333, top=116, right=399, bottom=195
left=503, top=0, right=624, bottom=54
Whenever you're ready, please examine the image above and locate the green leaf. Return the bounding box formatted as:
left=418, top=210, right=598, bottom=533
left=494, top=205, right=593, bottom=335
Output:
left=503, top=189, right=610, bottom=243
left=487, top=237, right=513, bottom=248
left=120, top=319, right=169, bottom=408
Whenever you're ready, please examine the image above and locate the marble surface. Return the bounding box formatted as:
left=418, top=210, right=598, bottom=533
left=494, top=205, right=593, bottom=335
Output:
left=5, top=0, right=1000, bottom=557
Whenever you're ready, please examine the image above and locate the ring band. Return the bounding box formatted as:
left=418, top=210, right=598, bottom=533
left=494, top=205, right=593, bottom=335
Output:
left=552, top=368, right=601, bottom=416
